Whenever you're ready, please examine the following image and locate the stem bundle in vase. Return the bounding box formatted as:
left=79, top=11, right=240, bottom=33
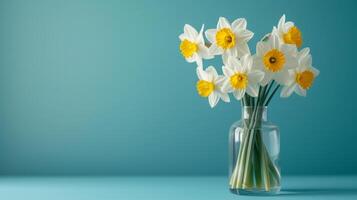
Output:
left=229, top=84, right=281, bottom=191
left=178, top=14, right=320, bottom=195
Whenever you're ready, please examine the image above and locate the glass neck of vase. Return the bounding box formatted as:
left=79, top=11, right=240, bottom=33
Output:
left=242, top=106, right=268, bottom=121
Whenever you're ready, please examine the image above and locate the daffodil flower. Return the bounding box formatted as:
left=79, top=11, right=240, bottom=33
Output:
left=221, top=55, right=264, bottom=100
left=196, top=66, right=230, bottom=108
left=179, top=24, right=213, bottom=66
left=273, top=14, right=303, bottom=48
left=280, top=48, right=319, bottom=97
left=205, top=17, right=254, bottom=63
left=253, top=33, right=298, bottom=86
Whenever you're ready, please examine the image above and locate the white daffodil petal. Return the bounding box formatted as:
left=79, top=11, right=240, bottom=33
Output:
left=228, top=56, right=242, bottom=72
left=236, top=43, right=251, bottom=58
left=285, top=55, right=298, bottom=69
left=186, top=53, right=198, bottom=63
left=241, top=54, right=253, bottom=70
left=298, top=47, right=310, bottom=58
left=196, top=66, right=207, bottom=80
left=278, top=15, right=286, bottom=33
left=246, top=85, right=259, bottom=97
left=184, top=24, right=198, bottom=40
left=280, top=84, right=296, bottom=98
left=236, top=29, right=254, bottom=43
left=218, top=17, right=230, bottom=29
left=272, top=26, right=279, bottom=36
left=274, top=70, right=290, bottom=85
left=232, top=18, right=247, bottom=31
left=252, top=55, right=264, bottom=71
left=222, top=79, right=233, bottom=93
left=285, top=69, right=296, bottom=85
left=298, top=49, right=311, bottom=67
left=240, top=54, right=248, bottom=65
left=205, top=29, right=216, bottom=43
left=304, top=55, right=313, bottom=68
left=281, top=44, right=298, bottom=57
left=256, top=42, right=265, bottom=56
left=240, top=54, right=253, bottom=72
left=260, top=72, right=272, bottom=86
left=222, top=53, right=229, bottom=65
left=256, top=41, right=271, bottom=56
left=284, top=22, right=294, bottom=32
left=197, top=24, right=205, bottom=44
left=198, top=45, right=213, bottom=59
left=215, top=76, right=226, bottom=85
left=206, top=66, right=218, bottom=80
left=222, top=66, right=235, bottom=77
left=228, top=47, right=238, bottom=57
left=295, top=85, right=307, bottom=97
left=187, top=53, right=202, bottom=66
left=271, top=33, right=280, bottom=49
left=310, top=66, right=320, bottom=76
left=196, top=57, right=203, bottom=67
left=233, top=89, right=245, bottom=100
left=209, top=44, right=223, bottom=55
left=220, top=92, right=230, bottom=103
left=179, top=33, right=187, bottom=41
left=248, top=70, right=265, bottom=84
left=208, top=93, right=219, bottom=108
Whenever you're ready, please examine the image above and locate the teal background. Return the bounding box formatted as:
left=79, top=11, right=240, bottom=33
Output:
left=0, top=0, right=356, bottom=175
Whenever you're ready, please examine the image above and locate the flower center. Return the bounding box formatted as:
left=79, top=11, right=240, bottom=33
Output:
left=263, top=49, right=286, bottom=72
left=230, top=73, right=248, bottom=89
left=216, top=28, right=236, bottom=49
left=180, top=39, right=198, bottom=58
left=283, top=26, right=302, bottom=48
left=296, top=70, right=314, bottom=89
left=196, top=80, right=215, bottom=97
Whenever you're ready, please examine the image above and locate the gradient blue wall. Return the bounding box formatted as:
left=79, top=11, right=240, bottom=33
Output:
left=0, top=0, right=356, bottom=175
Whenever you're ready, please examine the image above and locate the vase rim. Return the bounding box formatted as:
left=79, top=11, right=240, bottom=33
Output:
left=243, top=106, right=268, bottom=108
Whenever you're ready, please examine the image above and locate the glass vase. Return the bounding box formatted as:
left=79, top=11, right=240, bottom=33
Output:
left=229, top=106, right=281, bottom=195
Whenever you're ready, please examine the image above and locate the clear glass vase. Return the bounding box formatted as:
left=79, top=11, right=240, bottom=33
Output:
left=229, top=106, right=281, bottom=195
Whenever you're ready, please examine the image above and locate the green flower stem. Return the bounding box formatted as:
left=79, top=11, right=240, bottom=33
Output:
left=230, top=104, right=254, bottom=188
left=229, top=131, right=245, bottom=187
left=231, top=91, right=261, bottom=189
left=253, top=138, right=263, bottom=188
left=264, top=85, right=280, bottom=106
left=242, top=92, right=264, bottom=188
left=264, top=81, right=275, bottom=100
left=235, top=128, right=250, bottom=187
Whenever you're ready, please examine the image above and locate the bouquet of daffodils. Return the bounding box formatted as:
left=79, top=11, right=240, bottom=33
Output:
left=178, top=15, right=319, bottom=191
